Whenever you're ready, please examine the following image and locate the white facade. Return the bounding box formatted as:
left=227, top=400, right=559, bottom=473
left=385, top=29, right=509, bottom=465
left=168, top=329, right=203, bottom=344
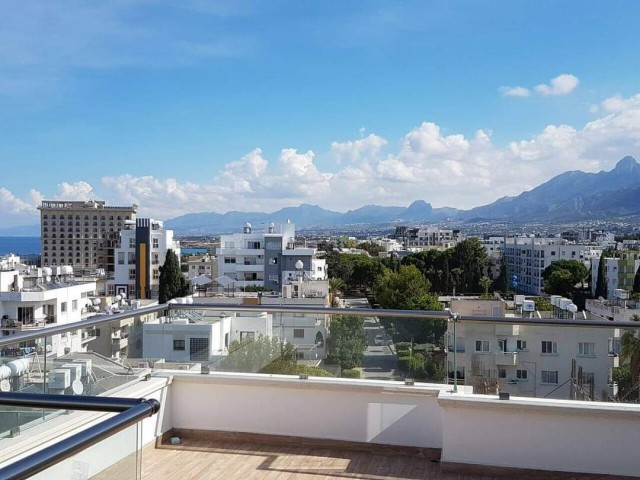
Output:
left=590, top=252, right=640, bottom=298
left=142, top=312, right=272, bottom=363
left=446, top=299, right=619, bottom=400
left=0, top=263, right=97, bottom=356
left=217, top=222, right=325, bottom=291
left=107, top=218, right=180, bottom=299
left=186, top=254, right=217, bottom=280
left=503, top=237, right=597, bottom=295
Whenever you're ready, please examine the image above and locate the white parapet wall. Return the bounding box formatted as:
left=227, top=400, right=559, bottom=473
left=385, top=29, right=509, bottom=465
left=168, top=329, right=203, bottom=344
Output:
left=438, top=392, right=640, bottom=477
left=166, top=372, right=465, bottom=449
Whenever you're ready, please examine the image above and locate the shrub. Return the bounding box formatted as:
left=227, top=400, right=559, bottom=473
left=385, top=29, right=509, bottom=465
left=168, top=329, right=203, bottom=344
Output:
left=341, top=368, right=361, bottom=379
left=397, top=355, right=411, bottom=373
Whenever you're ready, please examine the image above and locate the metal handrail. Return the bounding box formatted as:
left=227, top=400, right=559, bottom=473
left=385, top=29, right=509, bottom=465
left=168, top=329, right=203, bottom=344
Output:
left=0, top=393, right=160, bottom=480
left=1, top=302, right=639, bottom=350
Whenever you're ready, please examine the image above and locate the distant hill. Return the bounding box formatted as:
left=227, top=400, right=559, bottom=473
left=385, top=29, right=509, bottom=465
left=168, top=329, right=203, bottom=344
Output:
left=164, top=156, right=640, bottom=234
left=461, top=156, right=640, bottom=221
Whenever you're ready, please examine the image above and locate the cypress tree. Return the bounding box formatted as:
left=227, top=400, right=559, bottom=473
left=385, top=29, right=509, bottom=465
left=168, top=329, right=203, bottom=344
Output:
left=595, top=253, right=607, bottom=299
left=633, top=265, right=640, bottom=295
left=159, top=249, right=187, bottom=303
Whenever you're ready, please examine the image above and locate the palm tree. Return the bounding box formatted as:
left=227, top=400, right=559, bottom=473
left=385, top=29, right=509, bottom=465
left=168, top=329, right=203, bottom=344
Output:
left=620, top=314, right=640, bottom=400
left=480, top=276, right=492, bottom=298
left=329, top=277, right=345, bottom=296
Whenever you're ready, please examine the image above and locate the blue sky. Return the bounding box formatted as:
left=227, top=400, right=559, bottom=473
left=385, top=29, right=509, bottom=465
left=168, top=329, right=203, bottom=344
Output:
left=2, top=0, right=640, bottom=224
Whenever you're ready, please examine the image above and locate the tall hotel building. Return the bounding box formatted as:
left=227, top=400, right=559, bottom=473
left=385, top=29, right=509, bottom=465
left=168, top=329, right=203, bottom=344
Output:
left=39, top=200, right=138, bottom=273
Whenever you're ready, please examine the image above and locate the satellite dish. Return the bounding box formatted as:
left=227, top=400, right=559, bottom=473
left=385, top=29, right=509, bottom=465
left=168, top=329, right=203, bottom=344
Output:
left=72, top=380, right=84, bottom=395
left=46, top=276, right=51, bottom=282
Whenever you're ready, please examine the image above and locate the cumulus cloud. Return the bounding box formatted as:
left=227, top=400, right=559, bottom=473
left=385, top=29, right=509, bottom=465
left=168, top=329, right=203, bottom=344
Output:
left=534, top=74, right=580, bottom=96
left=500, top=86, right=531, bottom=97
left=3, top=91, right=640, bottom=222
left=331, top=134, right=388, bottom=164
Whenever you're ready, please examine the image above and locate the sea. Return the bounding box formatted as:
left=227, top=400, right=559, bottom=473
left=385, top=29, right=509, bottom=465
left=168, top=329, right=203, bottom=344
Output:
left=0, top=236, right=41, bottom=256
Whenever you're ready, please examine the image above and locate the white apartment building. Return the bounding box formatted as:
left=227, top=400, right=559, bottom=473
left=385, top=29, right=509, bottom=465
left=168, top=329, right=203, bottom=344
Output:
left=395, top=226, right=462, bottom=250
left=446, top=299, right=619, bottom=401
left=107, top=218, right=180, bottom=300
left=217, top=222, right=326, bottom=291
left=0, top=258, right=98, bottom=357
left=39, top=200, right=137, bottom=274
left=142, top=312, right=272, bottom=363
left=503, top=237, right=598, bottom=295
left=262, top=279, right=331, bottom=360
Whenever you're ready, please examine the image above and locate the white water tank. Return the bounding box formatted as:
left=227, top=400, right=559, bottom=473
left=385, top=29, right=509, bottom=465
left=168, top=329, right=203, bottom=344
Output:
left=550, top=295, right=561, bottom=307
left=514, top=295, right=525, bottom=306
left=61, top=363, right=82, bottom=383
left=7, top=358, right=30, bottom=376
left=41, top=267, right=52, bottom=276
left=559, top=298, right=573, bottom=310
left=522, top=300, right=535, bottom=312
left=0, top=365, right=12, bottom=380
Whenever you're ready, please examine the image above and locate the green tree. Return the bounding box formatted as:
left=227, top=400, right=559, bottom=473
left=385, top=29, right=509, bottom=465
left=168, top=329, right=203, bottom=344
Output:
left=158, top=249, right=187, bottom=303
left=633, top=265, right=640, bottom=295
left=450, top=238, right=488, bottom=293
left=358, top=241, right=385, bottom=256
left=326, top=315, right=367, bottom=369
left=374, top=265, right=445, bottom=344
left=480, top=276, right=492, bottom=298
left=620, top=314, right=640, bottom=400
left=220, top=335, right=294, bottom=373
left=541, top=259, right=589, bottom=296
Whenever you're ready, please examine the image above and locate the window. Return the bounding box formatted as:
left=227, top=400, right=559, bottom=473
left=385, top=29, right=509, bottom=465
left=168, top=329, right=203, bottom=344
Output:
left=240, top=331, right=255, bottom=342
left=224, top=257, right=236, bottom=264
left=516, top=369, right=528, bottom=380
left=541, top=341, right=557, bottom=354
left=61, top=302, right=67, bottom=313
left=269, top=257, right=278, bottom=265
left=541, top=370, right=558, bottom=384
left=475, top=340, right=490, bottom=352
left=129, top=269, right=135, bottom=280
left=129, top=238, right=135, bottom=248
left=517, top=340, right=527, bottom=350
left=152, top=238, right=159, bottom=249
left=293, top=329, right=304, bottom=338
left=153, top=269, right=160, bottom=280
left=578, top=342, right=595, bottom=356
left=173, top=339, right=185, bottom=351
left=72, top=300, right=78, bottom=311
left=118, top=252, right=125, bottom=265
left=498, top=369, right=506, bottom=379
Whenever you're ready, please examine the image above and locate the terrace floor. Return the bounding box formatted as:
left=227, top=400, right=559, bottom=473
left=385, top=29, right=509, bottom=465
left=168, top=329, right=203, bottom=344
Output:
left=114, top=434, right=627, bottom=480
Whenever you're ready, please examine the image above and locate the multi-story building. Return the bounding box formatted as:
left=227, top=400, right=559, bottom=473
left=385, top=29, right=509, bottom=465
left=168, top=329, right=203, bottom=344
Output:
left=396, top=226, right=462, bottom=250
left=590, top=250, right=640, bottom=299
left=186, top=254, right=218, bottom=280
left=217, top=222, right=326, bottom=291
left=503, top=237, right=598, bottom=295
left=107, top=218, right=180, bottom=299
left=39, top=200, right=137, bottom=274
left=0, top=257, right=98, bottom=356
left=446, top=299, right=619, bottom=400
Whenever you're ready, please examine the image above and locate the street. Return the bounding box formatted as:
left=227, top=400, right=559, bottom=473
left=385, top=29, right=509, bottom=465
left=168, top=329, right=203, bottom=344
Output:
left=343, top=297, right=400, bottom=380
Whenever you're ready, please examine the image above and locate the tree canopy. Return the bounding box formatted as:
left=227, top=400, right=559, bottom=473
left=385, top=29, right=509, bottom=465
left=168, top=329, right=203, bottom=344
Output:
left=158, top=249, right=187, bottom=303
left=326, top=315, right=367, bottom=370
left=541, top=259, right=589, bottom=296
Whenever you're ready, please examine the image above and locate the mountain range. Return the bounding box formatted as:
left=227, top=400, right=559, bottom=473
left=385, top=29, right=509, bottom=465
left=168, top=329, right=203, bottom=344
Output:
left=3, top=156, right=639, bottom=236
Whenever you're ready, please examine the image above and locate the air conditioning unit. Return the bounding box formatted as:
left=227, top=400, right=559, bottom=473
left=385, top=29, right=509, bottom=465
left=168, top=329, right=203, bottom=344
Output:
left=507, top=379, right=518, bottom=384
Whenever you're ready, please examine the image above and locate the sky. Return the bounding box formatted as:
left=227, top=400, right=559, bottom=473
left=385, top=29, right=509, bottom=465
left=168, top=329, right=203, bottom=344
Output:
left=2, top=0, right=640, bottom=226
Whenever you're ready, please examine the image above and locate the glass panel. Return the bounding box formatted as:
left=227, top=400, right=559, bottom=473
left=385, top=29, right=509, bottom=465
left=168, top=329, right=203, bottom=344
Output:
left=30, top=422, right=140, bottom=480
left=0, top=406, right=60, bottom=439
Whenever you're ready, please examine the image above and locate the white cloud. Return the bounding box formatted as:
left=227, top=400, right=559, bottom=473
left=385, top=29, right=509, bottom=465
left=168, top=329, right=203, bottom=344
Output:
left=3, top=91, right=640, bottom=222
left=500, top=86, right=531, bottom=97
left=534, top=74, right=580, bottom=96
left=331, top=134, right=388, bottom=164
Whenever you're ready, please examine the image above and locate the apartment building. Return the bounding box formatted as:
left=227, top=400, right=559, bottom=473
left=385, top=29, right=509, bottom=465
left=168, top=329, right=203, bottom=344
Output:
left=217, top=222, right=326, bottom=291
left=590, top=250, right=640, bottom=299
left=107, top=218, right=180, bottom=299
left=39, top=200, right=137, bottom=274
left=395, top=226, right=462, bottom=250
left=186, top=254, right=218, bottom=280
left=503, top=237, right=599, bottom=295
left=0, top=257, right=97, bottom=356
left=142, top=312, right=273, bottom=363
left=446, top=299, right=619, bottom=400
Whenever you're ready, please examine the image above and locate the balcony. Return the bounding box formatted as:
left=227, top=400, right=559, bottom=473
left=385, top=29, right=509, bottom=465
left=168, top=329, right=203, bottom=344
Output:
left=0, top=304, right=637, bottom=478
left=494, top=351, right=518, bottom=365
